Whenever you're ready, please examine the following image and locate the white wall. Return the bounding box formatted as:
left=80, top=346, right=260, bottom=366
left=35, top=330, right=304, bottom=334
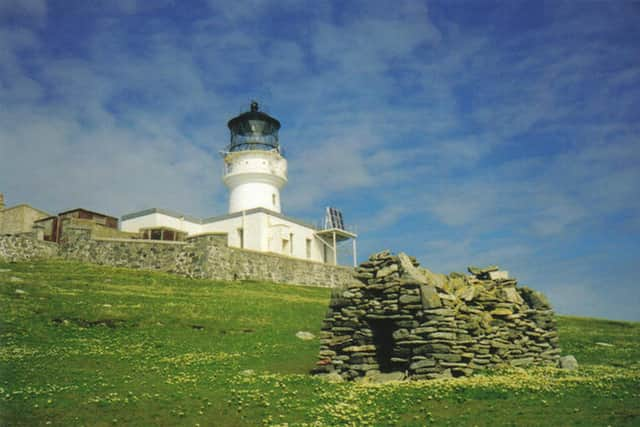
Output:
left=121, top=210, right=334, bottom=264
left=120, top=212, right=203, bottom=235
left=201, top=212, right=329, bottom=263
left=223, top=150, right=287, bottom=213
left=264, top=214, right=328, bottom=263
left=227, top=179, right=282, bottom=214
left=201, top=215, right=246, bottom=248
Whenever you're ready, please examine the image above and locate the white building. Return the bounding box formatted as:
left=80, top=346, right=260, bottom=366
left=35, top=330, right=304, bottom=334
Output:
left=121, top=102, right=356, bottom=266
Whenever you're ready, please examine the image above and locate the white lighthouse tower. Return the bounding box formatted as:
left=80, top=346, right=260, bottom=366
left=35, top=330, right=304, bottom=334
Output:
left=222, top=101, right=287, bottom=214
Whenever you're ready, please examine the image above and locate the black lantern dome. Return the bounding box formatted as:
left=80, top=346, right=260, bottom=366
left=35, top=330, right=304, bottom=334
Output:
left=227, top=101, right=281, bottom=152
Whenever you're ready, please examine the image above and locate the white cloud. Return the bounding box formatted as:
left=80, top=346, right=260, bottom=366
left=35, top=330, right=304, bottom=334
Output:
left=285, top=126, right=378, bottom=211
left=0, top=15, right=227, bottom=217
left=0, top=27, right=43, bottom=104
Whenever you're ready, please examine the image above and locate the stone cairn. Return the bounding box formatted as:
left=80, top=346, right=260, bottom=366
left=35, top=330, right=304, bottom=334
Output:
left=313, top=250, right=560, bottom=381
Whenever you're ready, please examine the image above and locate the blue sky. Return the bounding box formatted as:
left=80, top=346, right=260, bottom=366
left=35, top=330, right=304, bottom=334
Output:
left=1, top=0, right=639, bottom=320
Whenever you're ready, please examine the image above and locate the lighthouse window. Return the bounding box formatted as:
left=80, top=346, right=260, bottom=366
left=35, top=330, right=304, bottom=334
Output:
left=289, top=233, right=294, bottom=255
left=306, top=238, right=312, bottom=258
left=272, top=194, right=276, bottom=207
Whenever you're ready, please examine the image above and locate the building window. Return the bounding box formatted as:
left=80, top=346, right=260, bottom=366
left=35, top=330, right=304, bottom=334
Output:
left=272, top=193, right=276, bottom=207
left=306, top=238, right=312, bottom=259
left=282, top=238, right=289, bottom=254
left=238, top=228, right=244, bottom=248
left=289, top=233, right=294, bottom=255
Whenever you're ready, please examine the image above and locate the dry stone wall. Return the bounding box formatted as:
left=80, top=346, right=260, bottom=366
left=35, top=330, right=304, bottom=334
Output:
left=0, top=233, right=58, bottom=262
left=314, top=250, right=560, bottom=381
left=58, top=226, right=355, bottom=288
left=60, top=226, right=192, bottom=273
left=193, top=234, right=357, bottom=288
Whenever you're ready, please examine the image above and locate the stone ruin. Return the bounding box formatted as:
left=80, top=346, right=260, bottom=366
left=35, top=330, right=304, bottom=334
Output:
left=313, top=250, right=560, bottom=381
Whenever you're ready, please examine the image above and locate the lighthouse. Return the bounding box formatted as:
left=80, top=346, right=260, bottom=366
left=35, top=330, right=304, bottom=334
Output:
left=120, top=101, right=357, bottom=266
left=223, top=101, right=287, bottom=214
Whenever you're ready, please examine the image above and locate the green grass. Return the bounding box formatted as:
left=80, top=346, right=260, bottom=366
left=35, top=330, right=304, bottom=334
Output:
left=1, top=260, right=638, bottom=426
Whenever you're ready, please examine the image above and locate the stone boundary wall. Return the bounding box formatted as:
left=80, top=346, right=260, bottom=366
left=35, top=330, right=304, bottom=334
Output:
left=59, top=227, right=192, bottom=274
left=59, top=226, right=356, bottom=288
left=0, top=232, right=59, bottom=262
left=314, top=251, right=560, bottom=381
left=192, top=234, right=356, bottom=288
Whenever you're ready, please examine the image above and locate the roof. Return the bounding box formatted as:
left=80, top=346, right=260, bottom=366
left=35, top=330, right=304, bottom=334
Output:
left=121, top=207, right=319, bottom=231
left=138, top=225, right=188, bottom=233
left=121, top=208, right=203, bottom=224
left=1, top=204, right=50, bottom=217
left=58, top=208, right=118, bottom=221
left=227, top=101, right=281, bottom=131
left=34, top=215, right=57, bottom=223
left=316, top=228, right=358, bottom=241
left=203, top=207, right=318, bottom=230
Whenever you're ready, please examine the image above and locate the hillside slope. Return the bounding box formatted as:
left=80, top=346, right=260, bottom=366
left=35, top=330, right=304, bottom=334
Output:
left=1, top=260, right=638, bottom=426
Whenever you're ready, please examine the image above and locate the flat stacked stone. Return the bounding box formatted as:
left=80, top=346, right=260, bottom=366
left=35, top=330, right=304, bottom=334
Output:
left=313, top=251, right=561, bottom=381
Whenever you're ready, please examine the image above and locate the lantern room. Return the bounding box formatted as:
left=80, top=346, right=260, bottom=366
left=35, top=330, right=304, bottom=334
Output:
left=227, top=101, right=281, bottom=153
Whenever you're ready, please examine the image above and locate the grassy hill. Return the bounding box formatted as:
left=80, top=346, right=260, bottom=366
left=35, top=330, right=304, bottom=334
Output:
left=1, top=260, right=638, bottom=426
